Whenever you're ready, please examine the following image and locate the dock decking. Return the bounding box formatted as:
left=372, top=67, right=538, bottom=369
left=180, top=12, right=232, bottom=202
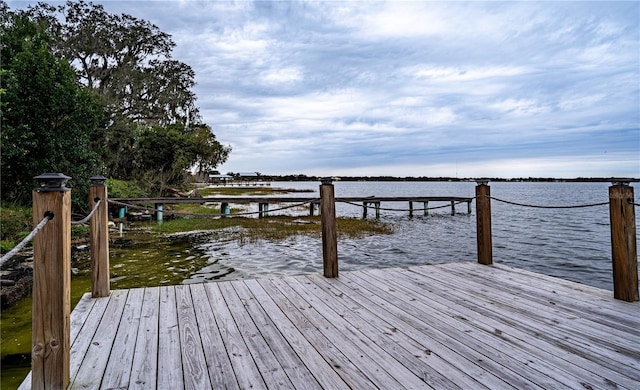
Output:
left=19, top=262, right=640, bottom=389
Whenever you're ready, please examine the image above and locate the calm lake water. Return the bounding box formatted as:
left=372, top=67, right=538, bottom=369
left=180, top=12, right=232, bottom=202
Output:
left=1, top=180, right=638, bottom=388
left=185, top=180, right=639, bottom=292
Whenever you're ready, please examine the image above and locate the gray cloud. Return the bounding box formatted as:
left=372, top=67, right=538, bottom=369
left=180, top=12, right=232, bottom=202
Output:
left=8, top=0, right=639, bottom=177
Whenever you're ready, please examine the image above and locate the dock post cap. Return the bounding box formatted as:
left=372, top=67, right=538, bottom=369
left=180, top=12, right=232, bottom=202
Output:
left=475, top=178, right=490, bottom=185
left=610, top=179, right=632, bottom=187
left=90, top=175, right=108, bottom=186
left=321, top=177, right=339, bottom=184
left=34, top=172, right=71, bottom=191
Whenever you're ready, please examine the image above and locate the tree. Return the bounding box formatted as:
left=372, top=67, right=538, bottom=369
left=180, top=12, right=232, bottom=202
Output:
left=25, top=0, right=231, bottom=180
left=133, top=124, right=230, bottom=195
left=0, top=12, right=104, bottom=208
left=27, top=0, right=198, bottom=127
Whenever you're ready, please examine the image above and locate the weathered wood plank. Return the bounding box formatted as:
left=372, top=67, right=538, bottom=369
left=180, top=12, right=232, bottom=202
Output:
left=157, top=286, right=183, bottom=388
left=244, top=279, right=350, bottom=390
left=130, top=287, right=160, bottom=389
left=189, top=283, right=239, bottom=389
left=175, top=285, right=212, bottom=390
left=307, top=274, right=479, bottom=389
left=70, top=290, right=128, bottom=389
left=339, top=271, right=539, bottom=389
left=416, top=265, right=640, bottom=369
left=219, top=282, right=295, bottom=388
left=255, top=278, right=378, bottom=389
left=408, top=265, right=640, bottom=382
left=231, top=281, right=324, bottom=389
left=269, top=277, right=407, bottom=389
left=378, top=267, right=639, bottom=389
left=204, top=282, right=267, bottom=389
left=286, top=276, right=433, bottom=389
left=101, top=288, right=144, bottom=389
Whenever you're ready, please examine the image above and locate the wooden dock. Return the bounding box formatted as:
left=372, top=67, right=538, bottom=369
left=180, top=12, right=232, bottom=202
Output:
left=19, top=262, right=639, bottom=389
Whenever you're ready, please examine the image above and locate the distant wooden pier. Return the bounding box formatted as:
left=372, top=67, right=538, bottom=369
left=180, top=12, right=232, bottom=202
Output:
left=18, top=262, right=640, bottom=389
left=111, top=196, right=474, bottom=219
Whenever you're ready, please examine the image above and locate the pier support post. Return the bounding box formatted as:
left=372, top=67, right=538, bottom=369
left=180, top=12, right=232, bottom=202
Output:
left=609, top=181, right=639, bottom=302
left=259, top=203, right=269, bottom=218
left=90, top=176, right=110, bottom=298
left=155, top=203, right=163, bottom=222
left=467, top=201, right=472, bottom=214
left=309, top=202, right=315, bottom=216
left=475, top=180, right=493, bottom=265
left=362, top=202, right=368, bottom=219
left=221, top=202, right=230, bottom=217
left=424, top=201, right=429, bottom=217
left=451, top=200, right=456, bottom=216
left=375, top=202, right=381, bottom=219
left=32, top=173, right=72, bottom=389
left=320, top=179, right=338, bottom=278
left=409, top=201, right=413, bottom=218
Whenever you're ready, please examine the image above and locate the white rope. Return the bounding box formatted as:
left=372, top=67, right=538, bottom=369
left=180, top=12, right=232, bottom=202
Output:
left=71, top=199, right=102, bottom=225
left=0, top=215, right=51, bottom=267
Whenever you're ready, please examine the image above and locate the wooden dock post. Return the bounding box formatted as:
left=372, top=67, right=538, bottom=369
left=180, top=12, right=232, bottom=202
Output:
left=309, top=202, right=315, bottom=216
left=375, top=202, right=381, bottom=219
left=609, top=180, right=639, bottom=302
left=90, top=176, right=110, bottom=298
left=467, top=200, right=472, bottom=214
left=362, top=202, right=368, bottom=219
left=409, top=201, right=413, bottom=217
left=451, top=200, right=456, bottom=216
left=320, top=179, right=338, bottom=278
left=424, top=201, right=429, bottom=216
left=32, top=173, right=72, bottom=389
left=475, top=179, right=493, bottom=265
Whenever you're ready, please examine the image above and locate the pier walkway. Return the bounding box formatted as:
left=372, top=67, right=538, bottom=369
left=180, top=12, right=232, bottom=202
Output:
left=19, top=262, right=640, bottom=389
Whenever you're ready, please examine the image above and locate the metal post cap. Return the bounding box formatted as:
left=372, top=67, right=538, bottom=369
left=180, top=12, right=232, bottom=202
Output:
left=610, top=179, right=632, bottom=187
left=475, top=178, right=490, bottom=185
left=90, top=175, right=108, bottom=186
left=34, top=173, right=71, bottom=191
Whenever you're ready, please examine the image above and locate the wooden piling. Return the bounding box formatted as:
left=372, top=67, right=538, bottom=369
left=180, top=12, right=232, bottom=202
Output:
left=320, top=180, right=338, bottom=278
left=90, top=178, right=110, bottom=298
left=258, top=203, right=269, bottom=218
left=362, top=202, right=368, bottom=219
left=609, top=181, right=639, bottom=302
left=155, top=203, right=163, bottom=222
left=409, top=201, right=413, bottom=217
left=451, top=200, right=456, bottom=216
left=475, top=180, right=493, bottom=265
left=221, top=202, right=230, bottom=217
left=32, top=174, right=72, bottom=389
left=424, top=201, right=429, bottom=217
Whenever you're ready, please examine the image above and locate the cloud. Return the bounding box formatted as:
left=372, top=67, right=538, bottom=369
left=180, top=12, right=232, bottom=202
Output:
left=7, top=0, right=639, bottom=177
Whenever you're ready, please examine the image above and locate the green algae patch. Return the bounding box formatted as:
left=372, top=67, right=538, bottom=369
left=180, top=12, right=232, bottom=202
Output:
left=151, top=215, right=394, bottom=242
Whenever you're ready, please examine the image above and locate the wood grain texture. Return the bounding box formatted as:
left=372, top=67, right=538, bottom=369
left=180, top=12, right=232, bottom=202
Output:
left=31, top=189, right=71, bottom=390
left=609, top=185, right=639, bottom=302
left=20, top=263, right=640, bottom=389
left=90, top=185, right=110, bottom=298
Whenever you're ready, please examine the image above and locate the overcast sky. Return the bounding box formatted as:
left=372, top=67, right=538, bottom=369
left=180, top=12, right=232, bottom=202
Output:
left=8, top=1, right=640, bottom=178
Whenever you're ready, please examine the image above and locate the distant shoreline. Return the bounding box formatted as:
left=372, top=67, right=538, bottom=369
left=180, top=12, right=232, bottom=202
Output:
left=264, top=175, right=639, bottom=183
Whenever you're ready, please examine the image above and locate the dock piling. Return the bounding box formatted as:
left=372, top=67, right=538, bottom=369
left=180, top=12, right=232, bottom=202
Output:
left=320, top=179, right=338, bottom=278
left=475, top=180, right=493, bottom=265
left=32, top=173, right=72, bottom=389
left=90, top=176, right=110, bottom=298
left=609, top=181, right=639, bottom=302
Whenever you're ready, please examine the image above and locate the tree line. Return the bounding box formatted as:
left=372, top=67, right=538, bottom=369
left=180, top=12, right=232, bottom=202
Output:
left=0, top=0, right=231, bottom=210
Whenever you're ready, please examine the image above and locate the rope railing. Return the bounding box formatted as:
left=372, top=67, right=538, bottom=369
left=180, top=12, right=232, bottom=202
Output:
left=488, top=196, right=610, bottom=209
left=108, top=198, right=320, bottom=218
left=0, top=213, right=52, bottom=267
left=339, top=199, right=472, bottom=212
left=71, top=199, right=102, bottom=225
